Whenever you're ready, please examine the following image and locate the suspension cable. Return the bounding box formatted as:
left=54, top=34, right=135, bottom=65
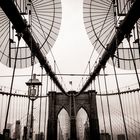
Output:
left=4, top=34, right=21, bottom=129
left=78, top=0, right=140, bottom=95
left=30, top=0, right=67, bottom=92
left=111, top=57, right=129, bottom=140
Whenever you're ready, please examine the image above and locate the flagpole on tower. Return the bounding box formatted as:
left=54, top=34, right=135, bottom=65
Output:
left=69, top=81, right=73, bottom=90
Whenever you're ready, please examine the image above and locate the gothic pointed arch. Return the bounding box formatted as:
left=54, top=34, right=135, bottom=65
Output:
left=58, top=108, right=70, bottom=140
left=76, top=107, right=89, bottom=140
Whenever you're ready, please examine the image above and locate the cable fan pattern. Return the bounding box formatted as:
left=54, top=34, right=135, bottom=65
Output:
left=0, top=0, right=62, bottom=68
left=83, top=0, right=140, bottom=70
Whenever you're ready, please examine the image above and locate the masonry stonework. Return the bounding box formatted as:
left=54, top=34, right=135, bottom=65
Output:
left=47, top=90, right=100, bottom=140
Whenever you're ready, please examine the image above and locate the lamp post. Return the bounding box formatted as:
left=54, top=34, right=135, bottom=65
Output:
left=26, top=74, right=42, bottom=140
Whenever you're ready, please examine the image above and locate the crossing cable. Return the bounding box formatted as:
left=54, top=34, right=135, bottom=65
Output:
left=110, top=97, right=124, bottom=137
left=127, top=37, right=140, bottom=136
left=84, top=0, right=135, bottom=85
left=103, top=67, right=114, bottom=140
left=97, top=76, right=107, bottom=138
left=127, top=37, right=140, bottom=88
left=111, top=106, right=140, bottom=139
left=78, top=0, right=140, bottom=95
left=111, top=57, right=129, bottom=140
left=30, top=0, right=67, bottom=92
left=113, top=103, right=140, bottom=130
left=128, top=92, right=138, bottom=140
left=79, top=0, right=112, bottom=89
left=121, top=93, right=130, bottom=138
left=111, top=106, right=137, bottom=139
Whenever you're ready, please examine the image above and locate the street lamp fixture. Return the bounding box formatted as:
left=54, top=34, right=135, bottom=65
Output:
left=25, top=74, right=42, bottom=140
left=26, top=74, right=42, bottom=100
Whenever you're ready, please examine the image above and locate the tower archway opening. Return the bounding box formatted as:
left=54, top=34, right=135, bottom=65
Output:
left=76, top=108, right=89, bottom=140
left=57, top=108, right=70, bottom=140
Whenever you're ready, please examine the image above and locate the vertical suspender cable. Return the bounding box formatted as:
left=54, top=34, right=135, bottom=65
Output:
left=15, top=96, right=18, bottom=122
left=89, top=61, right=92, bottom=90
left=44, top=75, right=48, bottom=139
left=123, top=93, right=130, bottom=139
left=9, top=96, right=13, bottom=125
left=0, top=95, right=3, bottom=133
left=9, top=21, right=11, bottom=67
left=97, top=76, right=107, bottom=137
left=38, top=66, right=43, bottom=134
left=111, top=57, right=129, bottom=140
left=127, top=92, right=133, bottom=139
left=26, top=98, right=30, bottom=127
left=54, top=60, right=56, bottom=91
left=17, top=96, right=19, bottom=120
left=26, top=24, right=35, bottom=128
left=103, top=67, right=114, bottom=140
left=12, top=96, right=15, bottom=129
left=127, top=37, right=140, bottom=138
left=127, top=38, right=140, bottom=88
left=135, top=23, right=140, bottom=55
left=19, top=95, right=21, bottom=121
left=135, top=91, right=140, bottom=133
left=4, top=34, right=21, bottom=129
left=26, top=3, right=35, bottom=128
left=130, top=92, right=138, bottom=139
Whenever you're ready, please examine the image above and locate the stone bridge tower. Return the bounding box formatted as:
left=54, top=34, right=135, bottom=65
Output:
left=47, top=90, right=100, bottom=140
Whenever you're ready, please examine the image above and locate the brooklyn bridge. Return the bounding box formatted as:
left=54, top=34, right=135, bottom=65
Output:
left=0, top=0, right=140, bottom=140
